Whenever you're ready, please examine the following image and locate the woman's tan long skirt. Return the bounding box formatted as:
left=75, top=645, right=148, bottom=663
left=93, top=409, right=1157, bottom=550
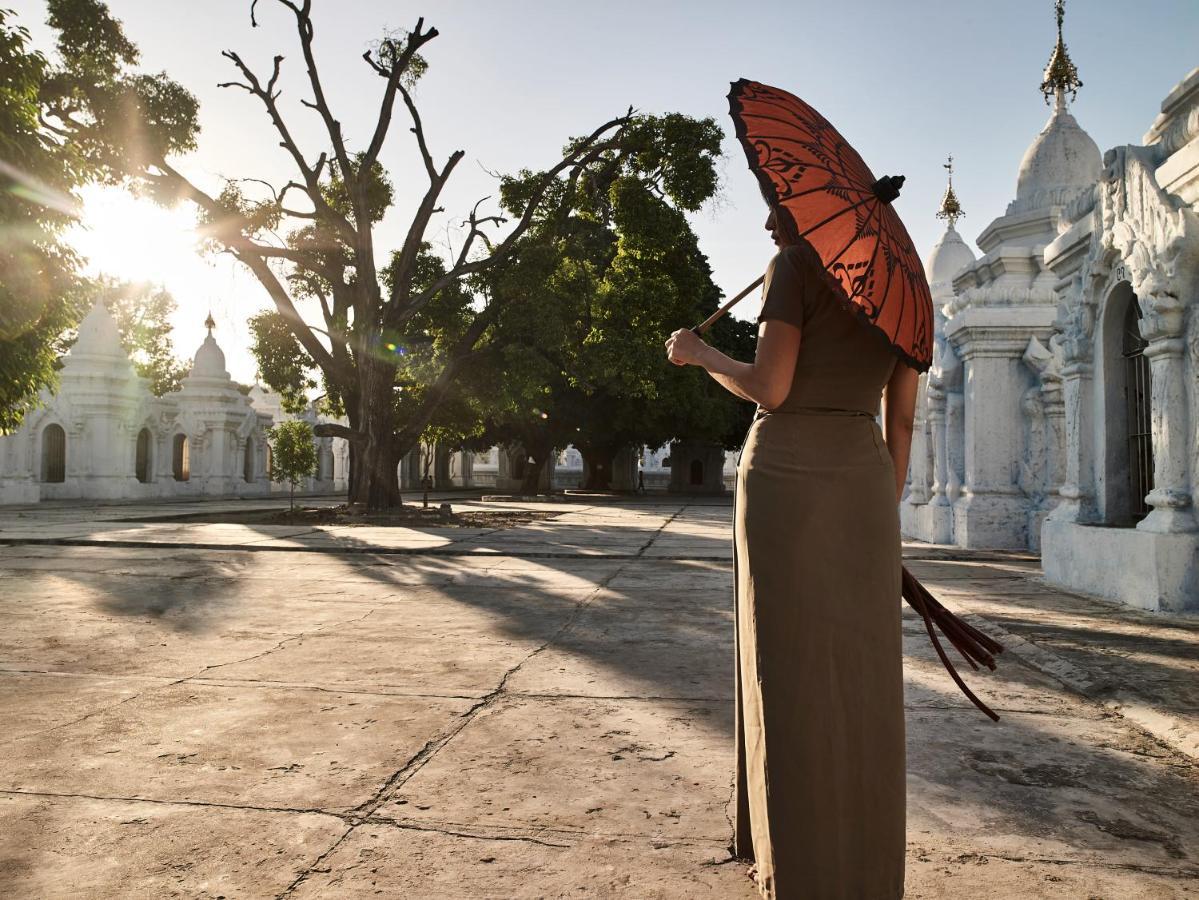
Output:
left=733, top=409, right=906, bottom=900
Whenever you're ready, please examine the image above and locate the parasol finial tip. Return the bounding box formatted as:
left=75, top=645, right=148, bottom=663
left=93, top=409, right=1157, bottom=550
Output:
left=872, top=174, right=905, bottom=204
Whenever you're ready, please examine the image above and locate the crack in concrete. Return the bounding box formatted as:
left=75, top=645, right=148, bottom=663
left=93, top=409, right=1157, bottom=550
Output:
left=276, top=563, right=633, bottom=897
left=721, top=770, right=738, bottom=861
left=0, top=787, right=344, bottom=819
left=0, top=787, right=728, bottom=854
left=186, top=607, right=378, bottom=679
left=633, top=502, right=691, bottom=558
left=0, top=608, right=378, bottom=748
left=363, top=814, right=572, bottom=849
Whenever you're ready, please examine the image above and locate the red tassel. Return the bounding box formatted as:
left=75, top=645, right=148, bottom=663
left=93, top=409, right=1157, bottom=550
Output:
left=901, top=566, right=1005, bottom=722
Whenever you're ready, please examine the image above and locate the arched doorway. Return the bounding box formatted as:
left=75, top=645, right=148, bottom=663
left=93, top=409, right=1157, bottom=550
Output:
left=41, top=424, right=66, bottom=483
left=1100, top=282, right=1153, bottom=525
left=135, top=428, right=152, bottom=483
left=172, top=434, right=190, bottom=482
left=243, top=438, right=255, bottom=483
left=689, top=459, right=704, bottom=486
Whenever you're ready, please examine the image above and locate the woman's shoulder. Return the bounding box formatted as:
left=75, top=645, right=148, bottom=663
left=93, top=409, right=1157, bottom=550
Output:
left=766, top=242, right=808, bottom=272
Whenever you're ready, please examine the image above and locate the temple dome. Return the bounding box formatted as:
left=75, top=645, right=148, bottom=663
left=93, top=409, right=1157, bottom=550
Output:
left=1010, top=98, right=1100, bottom=214
left=71, top=299, right=126, bottom=359
left=190, top=334, right=229, bottom=380
left=925, top=225, right=976, bottom=287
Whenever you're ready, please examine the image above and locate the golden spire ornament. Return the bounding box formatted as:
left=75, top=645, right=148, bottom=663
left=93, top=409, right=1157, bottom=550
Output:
left=935, top=155, right=964, bottom=229
left=204, top=311, right=216, bottom=336
left=1040, top=0, right=1083, bottom=105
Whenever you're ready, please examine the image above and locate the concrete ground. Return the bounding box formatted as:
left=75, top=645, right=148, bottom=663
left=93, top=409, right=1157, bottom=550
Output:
left=0, top=496, right=1196, bottom=899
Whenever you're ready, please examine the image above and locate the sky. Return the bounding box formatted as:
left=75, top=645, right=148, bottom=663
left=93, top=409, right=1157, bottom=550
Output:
left=10, top=0, right=1199, bottom=383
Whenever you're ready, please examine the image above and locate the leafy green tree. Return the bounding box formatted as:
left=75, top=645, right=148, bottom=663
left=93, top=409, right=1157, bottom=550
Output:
left=0, top=0, right=197, bottom=432
left=124, top=5, right=721, bottom=509
left=92, top=278, right=189, bottom=395
left=267, top=418, right=317, bottom=510
left=474, top=120, right=753, bottom=491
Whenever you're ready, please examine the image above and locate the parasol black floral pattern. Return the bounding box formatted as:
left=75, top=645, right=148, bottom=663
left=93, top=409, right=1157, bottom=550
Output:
left=729, top=78, right=935, bottom=371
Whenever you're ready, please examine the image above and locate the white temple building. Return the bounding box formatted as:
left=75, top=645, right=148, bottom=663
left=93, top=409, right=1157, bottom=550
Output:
left=902, top=5, right=1199, bottom=612
left=0, top=297, right=732, bottom=505
left=0, top=302, right=344, bottom=504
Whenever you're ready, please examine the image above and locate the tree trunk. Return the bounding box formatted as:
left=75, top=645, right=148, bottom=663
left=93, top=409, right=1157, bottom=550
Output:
left=347, top=441, right=362, bottom=505
left=352, top=358, right=402, bottom=511
left=580, top=446, right=617, bottom=491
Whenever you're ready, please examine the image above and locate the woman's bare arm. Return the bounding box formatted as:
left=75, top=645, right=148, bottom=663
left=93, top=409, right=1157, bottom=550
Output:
left=665, top=319, right=802, bottom=410
left=882, top=362, right=920, bottom=502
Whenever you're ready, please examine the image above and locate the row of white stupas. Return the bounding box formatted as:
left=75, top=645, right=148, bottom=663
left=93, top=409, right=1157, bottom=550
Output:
left=0, top=304, right=351, bottom=504
left=901, top=5, right=1199, bottom=611
left=0, top=298, right=733, bottom=506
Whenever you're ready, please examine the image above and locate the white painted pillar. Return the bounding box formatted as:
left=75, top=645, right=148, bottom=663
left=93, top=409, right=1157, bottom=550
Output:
left=1139, top=294, right=1197, bottom=533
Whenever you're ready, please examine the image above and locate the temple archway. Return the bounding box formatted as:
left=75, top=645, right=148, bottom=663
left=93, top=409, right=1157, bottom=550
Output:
left=40, top=424, right=66, bottom=483
left=243, top=438, right=255, bottom=483
left=135, top=428, right=152, bottom=483
left=172, top=434, right=190, bottom=482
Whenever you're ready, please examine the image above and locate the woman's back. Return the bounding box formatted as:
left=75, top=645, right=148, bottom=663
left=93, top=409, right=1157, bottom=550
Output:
left=758, top=243, right=898, bottom=417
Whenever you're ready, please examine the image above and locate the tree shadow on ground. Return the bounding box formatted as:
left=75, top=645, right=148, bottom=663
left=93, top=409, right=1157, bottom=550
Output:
left=2, top=501, right=1198, bottom=877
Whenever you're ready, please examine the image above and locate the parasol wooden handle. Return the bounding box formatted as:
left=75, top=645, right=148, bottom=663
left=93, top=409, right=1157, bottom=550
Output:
left=691, top=275, right=765, bottom=335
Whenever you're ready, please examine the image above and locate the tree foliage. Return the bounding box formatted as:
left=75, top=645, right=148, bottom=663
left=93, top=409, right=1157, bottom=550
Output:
left=0, top=0, right=197, bottom=432
left=466, top=116, right=753, bottom=489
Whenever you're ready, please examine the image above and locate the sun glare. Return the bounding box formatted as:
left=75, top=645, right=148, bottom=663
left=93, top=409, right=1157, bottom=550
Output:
left=69, top=185, right=204, bottom=286
left=66, top=184, right=266, bottom=380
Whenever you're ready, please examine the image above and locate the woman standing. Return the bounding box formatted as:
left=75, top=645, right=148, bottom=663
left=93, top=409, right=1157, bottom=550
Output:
left=665, top=205, right=919, bottom=899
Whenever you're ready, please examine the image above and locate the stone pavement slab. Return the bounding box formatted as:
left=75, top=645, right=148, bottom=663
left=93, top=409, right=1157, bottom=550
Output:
left=0, top=793, right=344, bottom=899
left=0, top=497, right=1196, bottom=898
left=287, top=827, right=749, bottom=900
left=380, top=695, right=731, bottom=843
left=0, top=677, right=474, bottom=812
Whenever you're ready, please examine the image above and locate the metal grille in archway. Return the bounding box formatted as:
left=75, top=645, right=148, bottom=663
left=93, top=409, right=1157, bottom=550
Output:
left=1122, top=299, right=1153, bottom=522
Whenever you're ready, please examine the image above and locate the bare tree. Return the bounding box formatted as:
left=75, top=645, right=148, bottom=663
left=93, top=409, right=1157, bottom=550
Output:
left=139, top=2, right=631, bottom=509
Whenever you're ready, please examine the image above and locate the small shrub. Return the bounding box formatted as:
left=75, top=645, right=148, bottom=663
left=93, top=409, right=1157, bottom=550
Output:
left=267, top=419, right=318, bottom=510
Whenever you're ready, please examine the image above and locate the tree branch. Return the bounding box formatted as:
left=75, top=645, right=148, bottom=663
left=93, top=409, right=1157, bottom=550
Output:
left=150, top=160, right=352, bottom=385
left=397, top=82, right=437, bottom=181
left=450, top=196, right=506, bottom=271
left=398, top=113, right=631, bottom=325
left=218, top=49, right=354, bottom=243
left=279, top=0, right=353, bottom=180
left=361, top=19, right=440, bottom=172
left=313, top=422, right=365, bottom=442
left=386, top=147, right=466, bottom=314
left=394, top=294, right=514, bottom=447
